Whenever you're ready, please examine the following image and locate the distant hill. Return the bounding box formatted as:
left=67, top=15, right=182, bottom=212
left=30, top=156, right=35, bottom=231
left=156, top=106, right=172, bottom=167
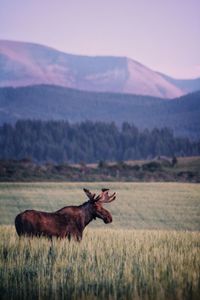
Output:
left=158, top=72, right=200, bottom=94
left=0, top=85, right=200, bottom=139
left=1, top=39, right=199, bottom=98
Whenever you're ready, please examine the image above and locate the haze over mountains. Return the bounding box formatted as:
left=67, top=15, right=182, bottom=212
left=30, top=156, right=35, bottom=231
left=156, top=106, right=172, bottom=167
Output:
left=1, top=40, right=200, bottom=98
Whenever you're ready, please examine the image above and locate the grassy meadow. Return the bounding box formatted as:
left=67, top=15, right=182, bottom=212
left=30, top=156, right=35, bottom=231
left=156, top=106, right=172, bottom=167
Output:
left=0, top=182, right=200, bottom=299
left=0, top=182, right=200, bottom=230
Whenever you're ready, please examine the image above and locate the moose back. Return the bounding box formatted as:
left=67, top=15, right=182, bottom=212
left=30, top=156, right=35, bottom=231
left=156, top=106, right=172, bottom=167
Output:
left=15, top=188, right=116, bottom=241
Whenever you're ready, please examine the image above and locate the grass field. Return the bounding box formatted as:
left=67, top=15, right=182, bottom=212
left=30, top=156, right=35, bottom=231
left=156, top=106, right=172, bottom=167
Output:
left=0, top=182, right=200, bottom=299
left=0, top=227, right=199, bottom=300
left=0, top=182, right=200, bottom=230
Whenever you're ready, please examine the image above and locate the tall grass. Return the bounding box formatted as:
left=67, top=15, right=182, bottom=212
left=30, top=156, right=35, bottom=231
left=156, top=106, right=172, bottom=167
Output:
left=1, top=182, right=200, bottom=299
left=0, top=226, right=199, bottom=300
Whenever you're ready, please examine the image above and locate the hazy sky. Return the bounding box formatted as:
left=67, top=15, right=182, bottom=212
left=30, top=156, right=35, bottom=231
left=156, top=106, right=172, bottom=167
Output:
left=0, top=0, right=200, bottom=78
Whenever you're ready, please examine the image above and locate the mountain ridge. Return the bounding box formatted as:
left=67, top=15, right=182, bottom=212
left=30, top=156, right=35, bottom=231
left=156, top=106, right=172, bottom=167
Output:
left=1, top=40, right=199, bottom=98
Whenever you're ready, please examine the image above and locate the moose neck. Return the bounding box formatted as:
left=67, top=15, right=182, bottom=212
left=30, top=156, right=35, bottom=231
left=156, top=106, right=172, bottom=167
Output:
left=80, top=202, right=96, bottom=227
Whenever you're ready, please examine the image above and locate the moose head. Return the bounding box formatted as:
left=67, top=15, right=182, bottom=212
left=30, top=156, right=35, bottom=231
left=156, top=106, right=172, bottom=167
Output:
left=83, top=188, right=116, bottom=224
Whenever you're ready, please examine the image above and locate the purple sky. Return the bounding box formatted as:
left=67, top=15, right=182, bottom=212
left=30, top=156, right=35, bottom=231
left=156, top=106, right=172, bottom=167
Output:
left=0, top=0, right=200, bottom=78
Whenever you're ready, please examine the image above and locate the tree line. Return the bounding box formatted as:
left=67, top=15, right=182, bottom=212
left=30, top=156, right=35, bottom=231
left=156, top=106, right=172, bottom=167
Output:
left=0, top=120, right=199, bottom=163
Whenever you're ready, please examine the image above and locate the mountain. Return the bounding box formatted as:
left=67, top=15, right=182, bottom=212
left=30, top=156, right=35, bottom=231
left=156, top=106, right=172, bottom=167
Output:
left=0, top=85, right=199, bottom=139
left=158, top=72, right=200, bottom=94
left=1, top=39, right=196, bottom=99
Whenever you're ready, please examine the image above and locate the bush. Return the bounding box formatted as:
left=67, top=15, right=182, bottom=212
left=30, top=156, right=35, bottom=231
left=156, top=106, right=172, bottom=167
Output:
left=142, top=161, right=162, bottom=172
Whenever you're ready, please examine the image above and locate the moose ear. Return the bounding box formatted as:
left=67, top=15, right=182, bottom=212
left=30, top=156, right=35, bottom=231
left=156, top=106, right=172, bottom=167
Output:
left=83, top=188, right=96, bottom=200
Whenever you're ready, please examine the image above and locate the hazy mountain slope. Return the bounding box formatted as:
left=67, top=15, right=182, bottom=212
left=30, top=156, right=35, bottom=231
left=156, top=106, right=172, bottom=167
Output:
left=0, top=85, right=199, bottom=139
left=0, top=40, right=185, bottom=98
left=158, top=72, right=200, bottom=94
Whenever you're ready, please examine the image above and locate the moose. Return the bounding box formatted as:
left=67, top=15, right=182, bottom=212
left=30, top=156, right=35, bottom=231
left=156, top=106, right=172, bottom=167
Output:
left=15, top=188, right=116, bottom=241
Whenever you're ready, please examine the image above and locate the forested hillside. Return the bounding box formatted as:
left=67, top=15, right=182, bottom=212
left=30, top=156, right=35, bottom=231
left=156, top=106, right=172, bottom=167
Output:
left=0, top=85, right=200, bottom=139
left=0, top=120, right=199, bottom=163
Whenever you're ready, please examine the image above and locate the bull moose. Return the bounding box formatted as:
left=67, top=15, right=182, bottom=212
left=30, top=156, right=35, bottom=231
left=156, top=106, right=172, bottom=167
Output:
left=15, top=188, right=116, bottom=241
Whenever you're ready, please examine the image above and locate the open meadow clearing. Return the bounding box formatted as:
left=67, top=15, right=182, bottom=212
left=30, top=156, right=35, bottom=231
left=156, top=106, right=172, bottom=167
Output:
left=0, top=182, right=200, bottom=299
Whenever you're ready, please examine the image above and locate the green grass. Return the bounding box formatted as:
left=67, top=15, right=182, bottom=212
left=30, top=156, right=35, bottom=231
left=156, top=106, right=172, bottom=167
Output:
left=0, top=226, right=199, bottom=300
left=0, top=182, right=200, bottom=230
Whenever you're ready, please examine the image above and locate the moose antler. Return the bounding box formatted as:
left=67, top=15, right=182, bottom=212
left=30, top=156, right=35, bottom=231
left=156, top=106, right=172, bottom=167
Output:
left=83, top=188, right=96, bottom=200
left=96, top=189, right=116, bottom=203
left=83, top=188, right=116, bottom=203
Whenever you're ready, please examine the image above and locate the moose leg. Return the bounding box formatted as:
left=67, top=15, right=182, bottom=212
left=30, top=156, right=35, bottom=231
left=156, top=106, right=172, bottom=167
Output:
left=64, top=222, right=83, bottom=242
left=75, top=233, right=82, bottom=242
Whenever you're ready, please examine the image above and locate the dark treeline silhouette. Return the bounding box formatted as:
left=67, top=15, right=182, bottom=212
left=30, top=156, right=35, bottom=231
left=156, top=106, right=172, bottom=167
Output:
left=0, top=120, right=200, bottom=163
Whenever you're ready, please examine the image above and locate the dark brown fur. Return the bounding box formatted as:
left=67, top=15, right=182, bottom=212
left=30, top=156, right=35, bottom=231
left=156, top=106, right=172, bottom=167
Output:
left=15, top=189, right=116, bottom=241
